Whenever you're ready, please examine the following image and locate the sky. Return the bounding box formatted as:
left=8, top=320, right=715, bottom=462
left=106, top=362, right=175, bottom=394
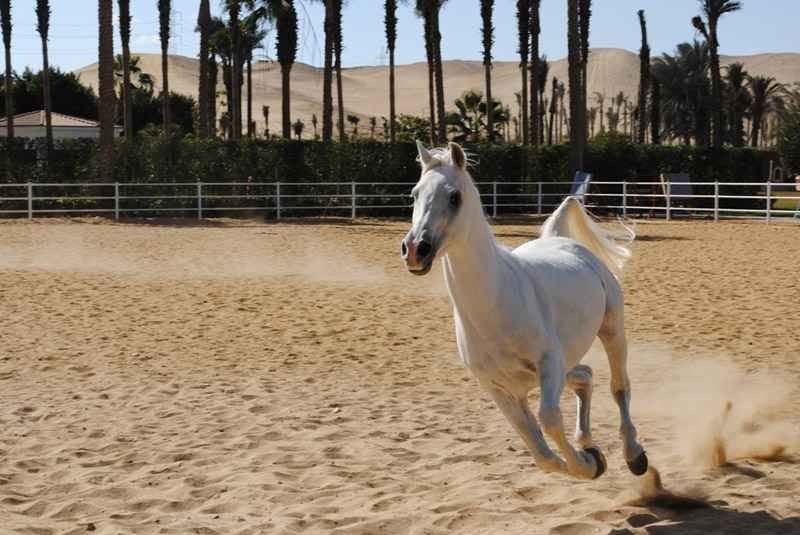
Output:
left=4, top=0, right=799, bottom=74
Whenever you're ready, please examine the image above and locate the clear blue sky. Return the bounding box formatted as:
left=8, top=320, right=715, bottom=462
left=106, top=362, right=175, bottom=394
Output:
left=5, top=0, right=799, bottom=73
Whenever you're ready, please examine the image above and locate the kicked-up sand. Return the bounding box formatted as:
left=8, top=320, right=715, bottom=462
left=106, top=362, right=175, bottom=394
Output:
left=0, top=217, right=798, bottom=534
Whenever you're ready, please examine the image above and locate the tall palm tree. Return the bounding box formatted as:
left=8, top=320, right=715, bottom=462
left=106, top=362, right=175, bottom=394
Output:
left=1, top=0, right=13, bottom=141
left=197, top=0, right=211, bottom=138
left=516, top=0, right=529, bottom=145
left=567, top=0, right=580, bottom=171
left=593, top=91, right=604, bottom=133
left=98, top=0, right=115, bottom=179
left=480, top=0, right=494, bottom=143
left=529, top=0, right=540, bottom=146
left=241, top=7, right=266, bottom=138
left=692, top=0, right=741, bottom=147
left=430, top=0, right=447, bottom=143
left=333, top=0, right=345, bottom=142
left=536, top=55, right=548, bottom=143
left=118, top=0, right=133, bottom=140
left=321, top=0, right=334, bottom=141
left=273, top=0, right=297, bottom=139
left=226, top=0, right=241, bottom=140
left=158, top=0, right=171, bottom=134
left=636, top=9, right=649, bottom=144
left=548, top=76, right=557, bottom=144
left=36, top=0, right=53, bottom=154
left=416, top=1, right=437, bottom=143
left=725, top=62, right=749, bottom=147
left=748, top=75, right=781, bottom=148
left=578, top=0, right=590, bottom=143
left=385, top=0, right=399, bottom=143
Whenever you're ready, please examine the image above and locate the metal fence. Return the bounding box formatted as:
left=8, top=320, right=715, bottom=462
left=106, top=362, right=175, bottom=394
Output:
left=0, top=180, right=798, bottom=221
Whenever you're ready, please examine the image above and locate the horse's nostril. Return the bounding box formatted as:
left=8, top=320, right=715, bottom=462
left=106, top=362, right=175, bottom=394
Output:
left=400, top=240, right=408, bottom=257
left=417, top=241, right=432, bottom=259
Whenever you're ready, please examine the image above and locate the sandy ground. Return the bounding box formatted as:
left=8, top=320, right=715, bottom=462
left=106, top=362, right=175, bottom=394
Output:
left=0, top=217, right=799, bottom=534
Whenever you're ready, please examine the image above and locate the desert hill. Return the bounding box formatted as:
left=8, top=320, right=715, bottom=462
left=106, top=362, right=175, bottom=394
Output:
left=73, top=48, right=800, bottom=137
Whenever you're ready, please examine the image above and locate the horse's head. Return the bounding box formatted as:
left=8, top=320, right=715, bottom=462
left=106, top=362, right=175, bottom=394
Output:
left=401, top=141, right=476, bottom=275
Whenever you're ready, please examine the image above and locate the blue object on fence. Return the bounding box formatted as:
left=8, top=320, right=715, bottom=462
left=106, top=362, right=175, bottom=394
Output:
left=570, top=171, right=592, bottom=202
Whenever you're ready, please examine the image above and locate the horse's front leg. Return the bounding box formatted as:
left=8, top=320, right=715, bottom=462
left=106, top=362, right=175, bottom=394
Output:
left=485, top=386, right=567, bottom=475
left=538, top=352, right=606, bottom=480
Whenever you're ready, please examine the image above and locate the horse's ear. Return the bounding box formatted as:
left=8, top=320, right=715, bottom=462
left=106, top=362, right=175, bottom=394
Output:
left=449, top=142, right=466, bottom=170
left=416, top=140, right=433, bottom=167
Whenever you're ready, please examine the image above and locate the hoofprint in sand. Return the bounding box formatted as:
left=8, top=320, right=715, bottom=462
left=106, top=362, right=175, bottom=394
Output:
left=0, top=217, right=798, bottom=534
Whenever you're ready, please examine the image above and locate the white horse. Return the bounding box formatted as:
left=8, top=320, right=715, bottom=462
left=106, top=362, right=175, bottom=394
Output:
left=401, top=141, right=647, bottom=480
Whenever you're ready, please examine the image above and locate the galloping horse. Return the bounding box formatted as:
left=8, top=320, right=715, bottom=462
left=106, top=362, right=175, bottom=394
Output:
left=401, top=141, right=647, bottom=480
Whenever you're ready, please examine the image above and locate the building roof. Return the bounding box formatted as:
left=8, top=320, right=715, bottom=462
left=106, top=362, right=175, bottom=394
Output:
left=0, top=110, right=102, bottom=128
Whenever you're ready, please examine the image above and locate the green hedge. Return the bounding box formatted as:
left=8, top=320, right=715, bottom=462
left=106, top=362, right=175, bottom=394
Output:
left=0, top=135, right=779, bottom=217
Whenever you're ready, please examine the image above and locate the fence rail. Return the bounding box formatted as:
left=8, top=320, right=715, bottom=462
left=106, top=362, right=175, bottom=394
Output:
left=0, top=180, right=798, bottom=222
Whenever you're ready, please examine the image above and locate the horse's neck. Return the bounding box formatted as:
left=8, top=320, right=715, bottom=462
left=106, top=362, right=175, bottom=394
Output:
left=442, top=202, right=503, bottom=324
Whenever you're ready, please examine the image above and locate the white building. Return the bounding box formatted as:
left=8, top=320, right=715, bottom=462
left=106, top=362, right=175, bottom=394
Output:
left=0, top=110, right=123, bottom=140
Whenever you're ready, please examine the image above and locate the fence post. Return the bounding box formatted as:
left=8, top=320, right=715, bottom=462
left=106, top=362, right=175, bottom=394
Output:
left=714, top=181, right=719, bottom=221
left=351, top=181, right=357, bottom=219
left=276, top=181, right=281, bottom=220
left=766, top=180, right=772, bottom=223
left=492, top=181, right=497, bottom=218
left=27, top=182, right=32, bottom=219
left=114, top=182, right=120, bottom=220
left=537, top=182, right=542, bottom=215
left=666, top=181, right=671, bottom=221
left=197, top=181, right=203, bottom=220
left=622, top=181, right=627, bottom=218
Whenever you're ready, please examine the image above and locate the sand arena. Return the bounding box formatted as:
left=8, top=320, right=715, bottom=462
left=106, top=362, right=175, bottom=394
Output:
left=0, top=217, right=798, bottom=534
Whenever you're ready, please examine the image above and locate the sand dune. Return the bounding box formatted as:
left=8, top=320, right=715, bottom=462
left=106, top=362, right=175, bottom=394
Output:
left=1, top=217, right=799, bottom=534
left=73, top=48, right=800, bottom=137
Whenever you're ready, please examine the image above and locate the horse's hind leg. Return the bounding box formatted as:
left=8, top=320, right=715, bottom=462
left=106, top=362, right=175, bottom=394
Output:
left=567, top=364, right=593, bottom=448
left=598, top=325, right=648, bottom=476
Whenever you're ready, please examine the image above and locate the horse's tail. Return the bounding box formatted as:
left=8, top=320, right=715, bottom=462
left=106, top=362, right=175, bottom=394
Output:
left=540, top=196, right=635, bottom=281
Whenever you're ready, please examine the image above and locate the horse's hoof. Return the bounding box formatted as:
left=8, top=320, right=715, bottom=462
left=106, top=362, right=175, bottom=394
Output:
left=584, top=447, right=607, bottom=479
left=626, top=451, right=648, bottom=476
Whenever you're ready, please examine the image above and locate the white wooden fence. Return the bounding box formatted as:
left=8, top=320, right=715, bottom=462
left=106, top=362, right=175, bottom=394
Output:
left=0, top=180, right=798, bottom=221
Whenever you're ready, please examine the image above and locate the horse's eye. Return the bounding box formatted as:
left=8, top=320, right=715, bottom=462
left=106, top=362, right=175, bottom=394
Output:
left=449, top=191, right=462, bottom=208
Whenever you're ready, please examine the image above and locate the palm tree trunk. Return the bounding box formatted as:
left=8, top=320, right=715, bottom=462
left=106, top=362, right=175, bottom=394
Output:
left=41, top=37, right=53, bottom=154
left=1, top=0, right=13, bottom=141
left=431, top=5, right=446, bottom=143
left=423, top=13, right=436, bottom=144
left=322, top=0, right=334, bottom=142
left=159, top=0, right=171, bottom=134
left=334, top=1, right=345, bottom=143
left=480, top=0, right=494, bottom=142
left=282, top=64, right=291, bottom=139
left=386, top=0, right=397, bottom=144
left=709, top=18, right=723, bottom=148
left=529, top=0, right=540, bottom=146
left=119, top=0, right=133, bottom=140
left=637, top=9, right=649, bottom=144
left=247, top=57, right=253, bottom=137
left=197, top=0, right=210, bottom=138
left=228, top=1, right=241, bottom=141
left=517, top=0, right=529, bottom=146
left=567, top=0, right=583, bottom=174
left=208, top=55, right=218, bottom=136
left=98, top=0, right=115, bottom=179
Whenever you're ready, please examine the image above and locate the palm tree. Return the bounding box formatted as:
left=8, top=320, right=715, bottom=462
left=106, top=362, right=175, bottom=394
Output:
left=636, top=9, right=649, bottom=144
left=446, top=90, right=507, bottom=143
left=98, top=0, right=115, bottom=179
left=209, top=55, right=219, bottom=135
left=536, top=55, right=548, bottom=144
left=197, top=0, right=211, bottom=138
left=587, top=106, right=596, bottom=138
left=548, top=77, right=557, bottom=144
left=35, top=0, right=53, bottom=154
left=529, top=0, right=540, bottom=146
left=748, top=75, right=781, bottom=148
left=347, top=113, right=359, bottom=138
left=321, top=0, right=334, bottom=141
left=567, top=0, right=589, bottom=174
left=311, top=112, right=318, bottom=139
left=117, top=0, right=134, bottom=140
left=416, top=1, right=436, bottom=143
left=158, top=0, right=171, bottom=134
left=333, top=0, right=345, bottom=142
left=369, top=116, right=377, bottom=140
left=725, top=62, right=749, bottom=147
left=516, top=0, right=529, bottom=145
left=226, top=0, right=241, bottom=140
left=692, top=0, right=741, bottom=147
left=613, top=91, right=625, bottom=132
left=241, top=8, right=266, bottom=138
left=272, top=0, right=298, bottom=139
left=262, top=104, right=269, bottom=137
left=1, top=0, right=13, bottom=141
left=292, top=118, right=304, bottom=139
left=385, top=0, right=399, bottom=143
left=480, top=0, right=494, bottom=143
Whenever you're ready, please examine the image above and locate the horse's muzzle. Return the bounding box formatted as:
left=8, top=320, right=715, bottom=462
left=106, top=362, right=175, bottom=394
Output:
left=401, top=235, right=435, bottom=275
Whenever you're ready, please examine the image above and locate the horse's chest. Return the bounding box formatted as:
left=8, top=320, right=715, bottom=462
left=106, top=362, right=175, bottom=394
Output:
left=455, top=320, right=540, bottom=386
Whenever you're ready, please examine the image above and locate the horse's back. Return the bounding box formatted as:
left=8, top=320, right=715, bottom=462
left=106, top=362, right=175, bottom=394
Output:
left=511, top=237, right=621, bottom=367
